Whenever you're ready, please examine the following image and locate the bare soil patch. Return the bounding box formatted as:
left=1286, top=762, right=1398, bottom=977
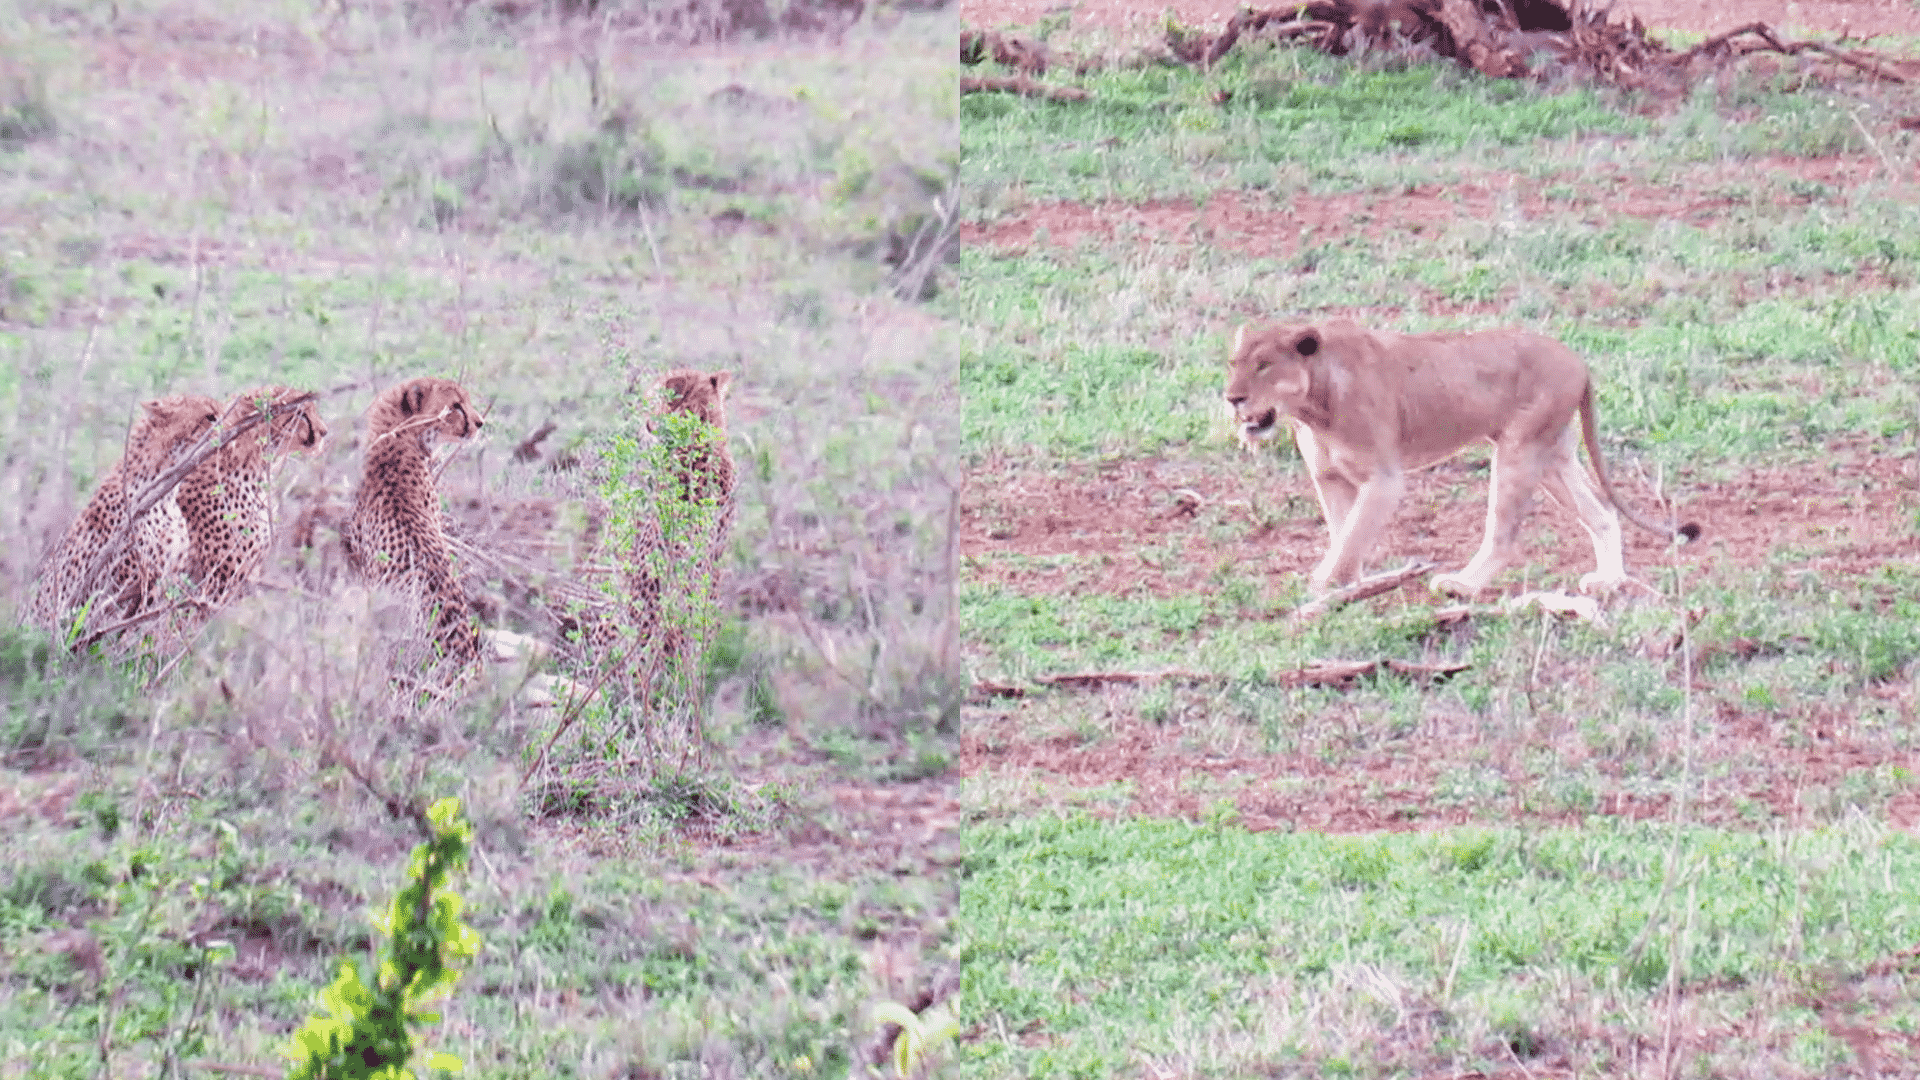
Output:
left=963, top=157, right=1900, bottom=262
left=964, top=445, right=1917, bottom=600
left=963, top=446, right=1920, bottom=832
left=964, top=688, right=1920, bottom=831
left=537, top=770, right=963, bottom=879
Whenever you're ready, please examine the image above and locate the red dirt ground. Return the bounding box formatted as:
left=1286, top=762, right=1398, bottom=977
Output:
left=963, top=447, right=1920, bottom=831
left=960, top=0, right=1920, bottom=40
left=962, top=158, right=1908, bottom=266
left=965, top=442, right=1918, bottom=599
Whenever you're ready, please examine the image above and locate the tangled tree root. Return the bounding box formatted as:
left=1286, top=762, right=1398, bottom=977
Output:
left=962, top=0, right=1917, bottom=97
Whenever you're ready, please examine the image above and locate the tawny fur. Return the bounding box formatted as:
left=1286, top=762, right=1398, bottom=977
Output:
left=1225, top=319, right=1697, bottom=599
left=177, top=386, right=328, bottom=609
left=342, top=377, right=484, bottom=666
left=24, top=394, right=223, bottom=637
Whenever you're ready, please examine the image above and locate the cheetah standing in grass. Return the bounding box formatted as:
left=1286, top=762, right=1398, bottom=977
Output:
left=24, top=394, right=223, bottom=640
left=341, top=377, right=485, bottom=667
left=615, top=369, right=736, bottom=694
left=175, top=386, right=328, bottom=610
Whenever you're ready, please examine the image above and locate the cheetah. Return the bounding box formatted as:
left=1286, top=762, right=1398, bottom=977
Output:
left=341, top=377, right=485, bottom=667
left=176, top=386, right=328, bottom=610
left=24, top=394, right=223, bottom=641
left=608, top=370, right=736, bottom=696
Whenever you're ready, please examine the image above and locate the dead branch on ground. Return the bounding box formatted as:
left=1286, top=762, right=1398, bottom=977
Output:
left=973, top=656, right=1470, bottom=698
left=1291, top=561, right=1434, bottom=622
left=961, top=76, right=1090, bottom=101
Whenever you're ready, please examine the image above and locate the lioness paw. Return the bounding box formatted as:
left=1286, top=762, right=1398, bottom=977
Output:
left=1430, top=573, right=1481, bottom=600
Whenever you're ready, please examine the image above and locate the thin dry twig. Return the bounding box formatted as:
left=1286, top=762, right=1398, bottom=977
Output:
left=517, top=652, right=624, bottom=791
left=1290, top=561, right=1434, bottom=621
left=188, top=1063, right=279, bottom=1077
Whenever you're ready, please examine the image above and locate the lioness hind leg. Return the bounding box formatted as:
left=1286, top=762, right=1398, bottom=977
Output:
left=1431, top=442, right=1548, bottom=599
left=1539, top=432, right=1629, bottom=594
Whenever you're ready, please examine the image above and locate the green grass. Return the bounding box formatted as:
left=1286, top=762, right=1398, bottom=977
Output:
left=963, top=45, right=1647, bottom=203
left=962, top=813, right=1920, bottom=1078
left=953, top=214, right=1920, bottom=466
left=0, top=785, right=948, bottom=1078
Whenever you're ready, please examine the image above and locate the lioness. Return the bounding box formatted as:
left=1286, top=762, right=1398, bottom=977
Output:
left=1225, top=319, right=1698, bottom=599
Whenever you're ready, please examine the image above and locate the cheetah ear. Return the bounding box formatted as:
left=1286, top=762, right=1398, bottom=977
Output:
left=139, top=398, right=169, bottom=421
left=401, top=384, right=424, bottom=416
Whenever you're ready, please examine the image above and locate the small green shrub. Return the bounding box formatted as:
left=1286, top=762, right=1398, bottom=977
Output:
left=283, top=798, right=482, bottom=1080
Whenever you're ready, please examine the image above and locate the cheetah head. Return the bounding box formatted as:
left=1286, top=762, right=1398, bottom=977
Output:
left=127, top=394, right=223, bottom=478
left=367, top=377, right=484, bottom=447
left=651, top=370, right=732, bottom=431
left=227, top=386, right=330, bottom=458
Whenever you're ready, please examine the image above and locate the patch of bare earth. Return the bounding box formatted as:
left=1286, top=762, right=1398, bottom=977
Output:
left=964, top=158, right=1909, bottom=264
left=965, top=444, right=1917, bottom=598
left=963, top=447, right=1920, bottom=831
left=960, top=0, right=1920, bottom=39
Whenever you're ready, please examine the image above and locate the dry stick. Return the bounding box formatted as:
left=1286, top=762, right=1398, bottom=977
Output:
left=70, top=597, right=206, bottom=655
left=959, top=76, right=1090, bottom=101
left=1848, top=109, right=1898, bottom=176
left=1027, top=657, right=1470, bottom=691
left=1290, top=561, right=1435, bottom=621
left=187, top=1063, right=278, bottom=1077
left=1621, top=485, right=1699, bottom=988
left=517, top=651, right=625, bottom=790
left=1682, top=21, right=1910, bottom=83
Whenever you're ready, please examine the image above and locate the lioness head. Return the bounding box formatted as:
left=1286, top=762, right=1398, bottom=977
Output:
left=1224, top=322, right=1324, bottom=444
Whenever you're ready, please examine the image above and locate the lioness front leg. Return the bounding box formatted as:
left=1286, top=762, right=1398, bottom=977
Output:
left=1311, top=469, right=1404, bottom=593
left=1295, top=425, right=1358, bottom=547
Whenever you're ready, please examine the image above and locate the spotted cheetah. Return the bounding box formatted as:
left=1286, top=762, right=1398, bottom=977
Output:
left=613, top=370, right=736, bottom=693
left=24, top=394, right=223, bottom=640
left=176, top=386, right=328, bottom=610
left=341, top=377, right=485, bottom=667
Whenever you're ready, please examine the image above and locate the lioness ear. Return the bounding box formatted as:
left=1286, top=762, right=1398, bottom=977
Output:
left=1230, top=325, right=1246, bottom=357
left=1295, top=331, right=1320, bottom=357
left=711, top=372, right=731, bottom=395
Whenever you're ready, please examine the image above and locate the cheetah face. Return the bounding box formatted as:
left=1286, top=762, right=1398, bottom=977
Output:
left=651, top=370, right=732, bottom=430
left=133, top=394, right=224, bottom=474
left=228, top=387, right=331, bottom=458
left=370, top=377, right=484, bottom=448
left=404, top=379, right=482, bottom=442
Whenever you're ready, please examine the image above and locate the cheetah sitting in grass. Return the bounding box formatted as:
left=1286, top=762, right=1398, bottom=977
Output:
left=24, top=394, right=223, bottom=642
left=177, top=386, right=329, bottom=610
left=341, top=377, right=485, bottom=668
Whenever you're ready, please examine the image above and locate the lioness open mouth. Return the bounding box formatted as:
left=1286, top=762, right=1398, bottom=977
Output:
left=1242, top=407, right=1279, bottom=440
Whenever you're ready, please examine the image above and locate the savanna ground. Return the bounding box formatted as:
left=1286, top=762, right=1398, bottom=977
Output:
left=952, top=0, right=1920, bottom=1075
left=1, top=0, right=959, bottom=1076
